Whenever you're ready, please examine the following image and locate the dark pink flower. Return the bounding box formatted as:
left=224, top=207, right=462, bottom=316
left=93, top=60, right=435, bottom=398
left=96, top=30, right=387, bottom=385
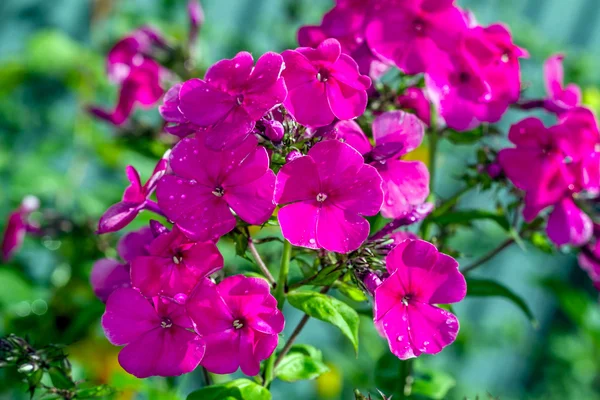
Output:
left=558, top=107, right=600, bottom=193
left=298, top=1, right=390, bottom=79
left=1, top=196, right=40, bottom=262
left=156, top=136, right=276, bottom=241
left=90, top=28, right=165, bottom=125
left=374, top=239, right=466, bottom=359
left=281, top=39, right=371, bottom=128
left=366, top=0, right=467, bottom=74
left=186, top=276, right=284, bottom=376
left=274, top=140, right=383, bottom=253
left=370, top=112, right=429, bottom=219
left=543, top=54, right=581, bottom=113
left=328, top=111, right=429, bottom=221
left=426, top=24, right=527, bottom=131
left=102, top=288, right=205, bottom=378
left=546, top=197, right=592, bottom=247
left=498, top=117, right=578, bottom=221
left=178, top=52, right=287, bottom=149
left=91, top=226, right=153, bottom=302
left=159, top=83, right=200, bottom=138
left=98, top=155, right=169, bottom=234
left=396, top=87, right=431, bottom=126
left=131, top=226, right=223, bottom=298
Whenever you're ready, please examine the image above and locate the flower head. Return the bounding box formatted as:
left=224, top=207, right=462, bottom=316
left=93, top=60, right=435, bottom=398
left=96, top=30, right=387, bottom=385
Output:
left=374, top=239, right=466, bottom=359
left=426, top=24, right=527, bottom=131
left=177, top=52, right=287, bottom=149
left=543, top=54, right=581, bottom=113
left=1, top=196, right=40, bottom=262
left=282, top=39, right=371, bottom=128
left=102, top=288, right=205, bottom=378
left=327, top=111, right=429, bottom=220
left=98, top=154, right=169, bottom=234
left=366, top=0, right=467, bottom=74
left=156, top=136, right=276, bottom=241
left=298, top=1, right=390, bottom=79
left=91, top=226, right=153, bottom=302
left=275, top=140, right=383, bottom=253
left=130, top=226, right=223, bottom=298
left=186, top=276, right=284, bottom=376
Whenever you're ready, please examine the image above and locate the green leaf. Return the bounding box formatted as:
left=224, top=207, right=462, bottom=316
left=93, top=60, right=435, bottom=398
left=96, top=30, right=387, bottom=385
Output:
left=287, top=291, right=359, bottom=353
left=335, top=282, right=368, bottom=302
left=0, top=269, right=33, bottom=307
left=275, top=344, right=329, bottom=382
left=411, top=368, right=456, bottom=399
left=187, top=379, right=271, bottom=400
left=431, top=209, right=510, bottom=231
left=467, top=278, right=537, bottom=325
left=306, top=264, right=344, bottom=287
left=235, top=233, right=249, bottom=258
left=75, top=384, right=117, bottom=398
left=529, top=231, right=554, bottom=254
left=48, top=367, right=75, bottom=390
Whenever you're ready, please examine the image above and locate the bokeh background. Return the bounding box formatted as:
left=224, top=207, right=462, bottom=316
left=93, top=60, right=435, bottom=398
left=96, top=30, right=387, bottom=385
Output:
left=1, top=0, right=600, bottom=399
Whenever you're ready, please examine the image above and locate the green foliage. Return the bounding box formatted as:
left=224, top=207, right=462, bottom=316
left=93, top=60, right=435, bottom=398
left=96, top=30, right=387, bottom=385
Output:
left=275, top=344, right=329, bottom=382
left=411, top=368, right=456, bottom=399
left=467, top=278, right=537, bottom=326
left=187, top=379, right=271, bottom=400
left=431, top=209, right=511, bottom=231
left=287, top=291, right=360, bottom=353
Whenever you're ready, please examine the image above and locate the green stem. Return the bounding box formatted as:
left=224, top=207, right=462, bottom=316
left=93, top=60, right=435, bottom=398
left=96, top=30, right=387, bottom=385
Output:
left=263, top=239, right=292, bottom=387
left=461, top=237, right=515, bottom=274
left=274, top=240, right=292, bottom=309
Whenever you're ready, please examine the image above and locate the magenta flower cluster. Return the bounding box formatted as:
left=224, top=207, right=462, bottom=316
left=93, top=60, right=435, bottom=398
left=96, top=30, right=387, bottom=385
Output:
left=3, top=0, right=597, bottom=391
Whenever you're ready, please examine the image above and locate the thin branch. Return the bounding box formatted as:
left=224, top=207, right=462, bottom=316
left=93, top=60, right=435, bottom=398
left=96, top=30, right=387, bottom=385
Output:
left=273, top=286, right=330, bottom=369
left=461, top=238, right=515, bottom=274
left=246, top=233, right=276, bottom=286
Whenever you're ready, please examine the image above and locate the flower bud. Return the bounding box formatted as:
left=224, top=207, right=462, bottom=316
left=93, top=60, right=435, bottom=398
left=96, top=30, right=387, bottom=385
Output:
left=262, top=120, right=284, bottom=143
left=286, top=149, right=303, bottom=163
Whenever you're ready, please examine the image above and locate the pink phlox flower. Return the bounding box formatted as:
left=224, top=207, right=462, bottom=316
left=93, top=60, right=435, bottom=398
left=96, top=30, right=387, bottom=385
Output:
left=91, top=226, right=153, bottom=302
left=159, top=83, right=201, bottom=138
left=90, top=28, right=165, bottom=125
left=274, top=140, right=383, bottom=253
left=186, top=276, right=284, bottom=376
left=1, top=196, right=40, bottom=262
left=178, top=52, right=287, bottom=150
left=156, top=135, right=276, bottom=241
left=282, top=39, right=371, bottom=128
left=130, top=225, right=223, bottom=299
left=98, top=153, right=169, bottom=234
left=374, top=239, right=466, bottom=359
left=426, top=24, right=527, bottom=131
left=366, top=0, right=467, bottom=75
left=396, top=87, right=432, bottom=126
left=327, top=111, right=430, bottom=220
left=298, top=1, right=391, bottom=79
left=102, top=288, right=205, bottom=378
left=543, top=54, right=582, bottom=113
left=546, top=196, right=592, bottom=247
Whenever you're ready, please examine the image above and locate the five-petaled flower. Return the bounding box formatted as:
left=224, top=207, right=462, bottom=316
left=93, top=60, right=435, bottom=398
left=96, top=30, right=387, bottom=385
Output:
left=102, top=288, right=205, bottom=378
left=374, top=239, right=466, bottom=359
left=177, top=51, right=287, bottom=150
left=130, top=225, right=223, bottom=299
left=97, top=154, right=169, bottom=234
left=186, top=276, right=284, bottom=376
left=282, top=38, right=371, bottom=128
left=91, top=226, right=153, bottom=302
left=275, top=140, right=383, bottom=253
left=156, top=135, right=276, bottom=241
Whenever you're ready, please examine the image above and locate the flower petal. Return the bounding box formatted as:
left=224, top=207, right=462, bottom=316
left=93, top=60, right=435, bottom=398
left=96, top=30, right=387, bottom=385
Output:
left=274, top=155, right=320, bottom=204
left=226, top=170, right=276, bottom=225
left=102, top=288, right=159, bottom=346
left=278, top=201, right=320, bottom=249
left=316, top=205, right=370, bottom=253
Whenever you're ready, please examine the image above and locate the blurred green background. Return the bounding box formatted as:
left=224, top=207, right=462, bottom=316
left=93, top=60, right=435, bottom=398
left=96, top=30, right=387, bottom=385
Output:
left=1, top=0, right=600, bottom=399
